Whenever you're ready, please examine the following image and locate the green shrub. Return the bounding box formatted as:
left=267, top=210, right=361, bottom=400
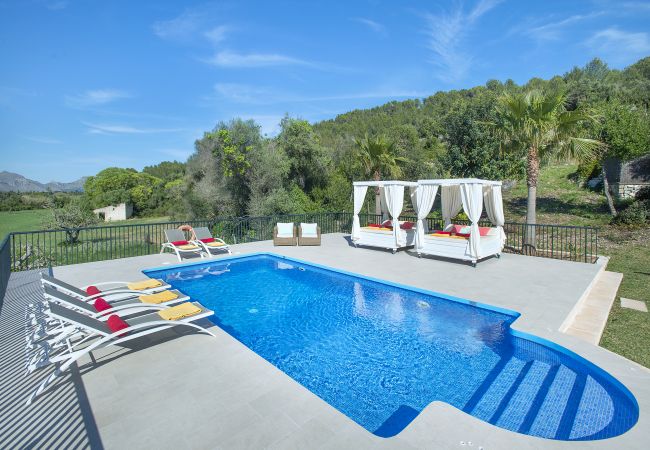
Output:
left=611, top=201, right=649, bottom=226
left=575, top=159, right=601, bottom=181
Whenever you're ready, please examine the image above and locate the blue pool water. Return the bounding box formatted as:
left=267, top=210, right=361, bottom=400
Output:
left=146, top=254, right=638, bottom=440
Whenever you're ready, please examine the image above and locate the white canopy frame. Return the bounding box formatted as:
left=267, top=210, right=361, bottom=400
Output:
left=412, top=178, right=505, bottom=265
left=352, top=180, right=418, bottom=253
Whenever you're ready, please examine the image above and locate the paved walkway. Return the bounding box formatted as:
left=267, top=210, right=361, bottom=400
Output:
left=0, top=270, right=102, bottom=449
left=564, top=271, right=623, bottom=345
left=2, top=234, right=649, bottom=449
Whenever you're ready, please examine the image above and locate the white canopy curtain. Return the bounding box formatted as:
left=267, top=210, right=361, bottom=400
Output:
left=410, top=184, right=439, bottom=250
left=379, top=188, right=389, bottom=223
left=351, top=185, right=368, bottom=241
left=459, top=183, right=484, bottom=259
left=384, top=184, right=406, bottom=247
left=441, top=185, right=462, bottom=227
left=484, top=185, right=506, bottom=245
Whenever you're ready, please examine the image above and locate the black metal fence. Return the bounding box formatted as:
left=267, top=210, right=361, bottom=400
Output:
left=4, top=212, right=598, bottom=271
left=353, top=214, right=598, bottom=263
left=0, top=235, right=10, bottom=309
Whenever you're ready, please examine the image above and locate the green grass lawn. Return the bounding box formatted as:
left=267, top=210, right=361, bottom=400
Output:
left=0, top=210, right=169, bottom=239
left=504, top=164, right=649, bottom=367
left=0, top=209, right=50, bottom=238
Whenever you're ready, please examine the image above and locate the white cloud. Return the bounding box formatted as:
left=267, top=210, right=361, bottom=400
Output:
left=157, top=148, right=194, bottom=160
left=423, top=0, right=502, bottom=83
left=46, top=1, right=68, bottom=11
left=523, top=13, right=604, bottom=41
left=26, top=136, right=62, bottom=144
left=203, top=50, right=311, bottom=68
left=586, top=27, right=650, bottom=63
left=352, top=18, right=386, bottom=34
left=204, top=25, right=230, bottom=45
left=83, top=122, right=183, bottom=135
left=66, top=89, right=131, bottom=107
left=213, top=83, right=274, bottom=102
left=212, top=82, right=427, bottom=105
left=152, top=11, right=201, bottom=41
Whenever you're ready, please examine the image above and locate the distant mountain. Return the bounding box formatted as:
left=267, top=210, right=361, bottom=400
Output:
left=0, top=171, right=86, bottom=193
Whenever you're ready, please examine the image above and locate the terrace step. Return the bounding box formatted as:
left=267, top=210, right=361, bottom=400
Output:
left=563, top=270, right=623, bottom=345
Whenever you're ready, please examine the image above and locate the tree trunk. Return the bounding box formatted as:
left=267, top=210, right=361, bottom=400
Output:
left=524, top=146, right=539, bottom=248
left=375, top=188, right=382, bottom=217
left=373, top=170, right=382, bottom=219
left=601, top=165, right=617, bottom=217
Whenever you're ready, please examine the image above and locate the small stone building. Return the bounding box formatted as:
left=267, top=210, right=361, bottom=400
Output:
left=93, top=203, right=133, bottom=222
left=604, top=154, right=650, bottom=199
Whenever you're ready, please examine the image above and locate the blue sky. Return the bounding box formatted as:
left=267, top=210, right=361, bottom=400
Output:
left=1, top=0, right=649, bottom=183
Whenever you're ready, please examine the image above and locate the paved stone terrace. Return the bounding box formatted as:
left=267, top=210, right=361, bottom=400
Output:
left=1, top=234, right=649, bottom=449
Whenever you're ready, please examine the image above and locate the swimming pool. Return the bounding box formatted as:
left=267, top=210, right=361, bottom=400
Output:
left=145, top=253, right=638, bottom=440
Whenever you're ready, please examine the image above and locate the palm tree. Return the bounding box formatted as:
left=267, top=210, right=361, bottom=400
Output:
left=495, top=90, right=600, bottom=245
left=354, top=134, right=408, bottom=216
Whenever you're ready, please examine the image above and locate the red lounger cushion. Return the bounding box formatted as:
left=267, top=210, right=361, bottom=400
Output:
left=400, top=222, right=414, bottom=230
left=457, top=233, right=470, bottom=238
left=479, top=227, right=492, bottom=236
left=367, top=223, right=381, bottom=228
left=107, top=315, right=129, bottom=334
left=94, top=297, right=112, bottom=312
left=200, top=237, right=215, bottom=243
left=172, top=240, right=189, bottom=246
left=86, top=286, right=101, bottom=295
left=432, top=230, right=451, bottom=235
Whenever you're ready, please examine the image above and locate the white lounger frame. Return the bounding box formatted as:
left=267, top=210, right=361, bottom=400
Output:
left=161, top=229, right=206, bottom=262
left=354, top=227, right=416, bottom=254
left=417, top=233, right=502, bottom=265
left=26, top=301, right=215, bottom=405
left=191, top=227, right=232, bottom=257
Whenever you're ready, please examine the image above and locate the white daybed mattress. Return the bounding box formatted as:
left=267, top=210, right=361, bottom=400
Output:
left=416, top=232, right=502, bottom=264
left=355, top=227, right=416, bottom=253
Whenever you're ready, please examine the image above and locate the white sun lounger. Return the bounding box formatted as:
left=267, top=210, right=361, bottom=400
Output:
left=27, top=286, right=190, bottom=344
left=41, top=273, right=171, bottom=302
left=26, top=301, right=215, bottom=405
left=42, top=285, right=188, bottom=318
left=191, top=227, right=231, bottom=257
left=161, top=229, right=206, bottom=262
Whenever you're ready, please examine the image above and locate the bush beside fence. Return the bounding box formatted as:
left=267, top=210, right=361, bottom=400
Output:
left=4, top=212, right=598, bottom=272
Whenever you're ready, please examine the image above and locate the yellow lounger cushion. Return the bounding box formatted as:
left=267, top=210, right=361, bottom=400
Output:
left=139, top=290, right=179, bottom=304
left=127, top=279, right=163, bottom=290
left=177, top=244, right=200, bottom=250
left=205, top=241, right=225, bottom=247
left=158, top=303, right=202, bottom=321
left=429, top=233, right=468, bottom=240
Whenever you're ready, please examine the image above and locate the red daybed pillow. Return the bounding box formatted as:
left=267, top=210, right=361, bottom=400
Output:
left=479, top=227, right=492, bottom=236
left=400, top=222, right=414, bottom=230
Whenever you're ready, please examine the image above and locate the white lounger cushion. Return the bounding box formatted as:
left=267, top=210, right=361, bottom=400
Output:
left=301, top=223, right=318, bottom=237
left=277, top=222, right=294, bottom=238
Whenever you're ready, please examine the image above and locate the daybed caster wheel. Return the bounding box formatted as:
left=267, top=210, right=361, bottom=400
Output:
left=417, top=253, right=421, bottom=258
left=392, top=249, right=396, bottom=254
left=472, top=261, right=477, bottom=268
left=496, top=253, right=501, bottom=259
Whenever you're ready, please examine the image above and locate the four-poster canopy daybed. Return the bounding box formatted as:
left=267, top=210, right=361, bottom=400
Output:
left=412, top=178, right=506, bottom=266
left=351, top=181, right=418, bottom=253
left=351, top=178, right=507, bottom=266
